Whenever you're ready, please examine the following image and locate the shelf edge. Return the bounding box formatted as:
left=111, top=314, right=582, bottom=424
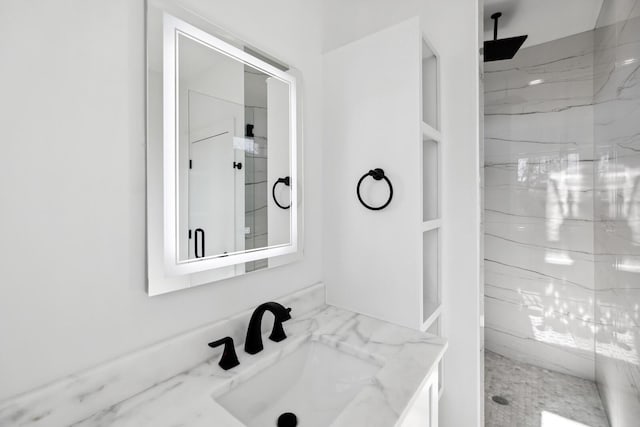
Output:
left=422, top=219, right=441, bottom=232
left=420, top=302, right=442, bottom=332
left=422, top=122, right=442, bottom=142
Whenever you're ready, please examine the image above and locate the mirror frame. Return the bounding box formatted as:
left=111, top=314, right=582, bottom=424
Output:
left=146, top=2, right=303, bottom=296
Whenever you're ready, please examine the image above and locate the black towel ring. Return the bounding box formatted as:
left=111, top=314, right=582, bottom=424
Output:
left=356, top=168, right=393, bottom=211
left=272, top=176, right=291, bottom=210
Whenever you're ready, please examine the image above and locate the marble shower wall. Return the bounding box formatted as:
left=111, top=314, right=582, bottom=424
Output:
left=484, top=31, right=597, bottom=380
left=593, top=0, right=640, bottom=425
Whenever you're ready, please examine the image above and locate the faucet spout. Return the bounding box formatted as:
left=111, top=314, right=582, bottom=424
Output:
left=244, top=302, right=292, bottom=355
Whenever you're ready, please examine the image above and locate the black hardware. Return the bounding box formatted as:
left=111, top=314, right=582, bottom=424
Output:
left=194, top=228, right=205, bottom=258
left=272, top=176, right=291, bottom=210
left=188, top=229, right=192, bottom=239
left=189, top=159, right=192, bottom=169
left=246, top=124, right=254, bottom=137
left=233, top=162, right=243, bottom=170
left=245, top=302, right=292, bottom=355
left=484, top=12, right=528, bottom=62
left=208, top=337, right=240, bottom=370
left=492, top=395, right=509, bottom=406
left=356, top=168, right=393, bottom=211
left=492, top=12, right=501, bottom=40
left=277, top=412, right=298, bottom=427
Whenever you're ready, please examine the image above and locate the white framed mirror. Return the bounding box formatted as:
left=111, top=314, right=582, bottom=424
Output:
left=146, top=1, right=303, bottom=295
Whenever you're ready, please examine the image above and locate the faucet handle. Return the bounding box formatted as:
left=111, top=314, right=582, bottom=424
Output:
left=270, top=307, right=292, bottom=342
left=208, top=337, right=240, bottom=370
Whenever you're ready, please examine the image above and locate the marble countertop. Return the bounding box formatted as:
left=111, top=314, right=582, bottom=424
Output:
left=71, top=304, right=446, bottom=427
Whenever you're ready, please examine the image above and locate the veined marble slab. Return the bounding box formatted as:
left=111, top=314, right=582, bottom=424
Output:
left=68, top=308, right=445, bottom=427
left=593, top=1, right=640, bottom=424
left=0, top=283, right=326, bottom=427
left=0, top=283, right=446, bottom=427
left=484, top=29, right=597, bottom=380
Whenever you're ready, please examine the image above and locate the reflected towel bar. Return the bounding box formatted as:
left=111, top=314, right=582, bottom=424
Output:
left=272, top=176, right=291, bottom=210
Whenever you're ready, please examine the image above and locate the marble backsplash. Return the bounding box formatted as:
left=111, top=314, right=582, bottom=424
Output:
left=593, top=0, right=640, bottom=425
left=0, top=283, right=325, bottom=427
left=484, top=30, right=597, bottom=380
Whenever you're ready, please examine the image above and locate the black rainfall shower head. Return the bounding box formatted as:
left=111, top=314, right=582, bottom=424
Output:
left=484, top=12, right=528, bottom=62
left=484, top=36, right=528, bottom=61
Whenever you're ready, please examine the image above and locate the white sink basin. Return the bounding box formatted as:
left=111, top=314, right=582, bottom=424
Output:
left=213, top=340, right=382, bottom=427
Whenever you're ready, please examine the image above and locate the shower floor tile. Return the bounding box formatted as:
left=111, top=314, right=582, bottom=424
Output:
left=485, top=351, right=609, bottom=427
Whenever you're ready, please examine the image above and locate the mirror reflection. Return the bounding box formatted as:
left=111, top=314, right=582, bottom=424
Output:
left=176, top=33, right=292, bottom=271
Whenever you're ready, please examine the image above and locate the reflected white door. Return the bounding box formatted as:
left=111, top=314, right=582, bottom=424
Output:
left=188, top=120, right=236, bottom=259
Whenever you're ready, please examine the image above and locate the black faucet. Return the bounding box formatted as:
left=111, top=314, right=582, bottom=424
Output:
left=245, top=302, right=292, bottom=354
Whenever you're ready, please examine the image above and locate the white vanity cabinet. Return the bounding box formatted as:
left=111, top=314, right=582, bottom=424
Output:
left=397, top=371, right=439, bottom=427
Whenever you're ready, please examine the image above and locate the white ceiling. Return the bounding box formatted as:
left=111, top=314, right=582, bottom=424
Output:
left=484, top=0, right=604, bottom=48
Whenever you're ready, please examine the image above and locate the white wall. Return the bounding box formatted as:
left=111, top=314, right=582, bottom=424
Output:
left=0, top=0, right=323, bottom=401
left=324, top=17, right=424, bottom=330
left=267, top=78, right=292, bottom=252
left=322, top=1, right=482, bottom=426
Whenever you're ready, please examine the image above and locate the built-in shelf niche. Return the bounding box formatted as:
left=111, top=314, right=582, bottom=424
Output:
left=422, top=40, right=439, bottom=130
left=420, top=34, right=441, bottom=332
left=422, top=138, right=439, bottom=222
left=422, top=228, right=440, bottom=326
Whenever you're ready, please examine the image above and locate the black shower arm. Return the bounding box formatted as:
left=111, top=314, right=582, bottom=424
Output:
left=492, top=12, right=502, bottom=40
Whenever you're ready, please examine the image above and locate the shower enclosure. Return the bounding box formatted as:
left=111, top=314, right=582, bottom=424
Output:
left=483, top=0, right=640, bottom=425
